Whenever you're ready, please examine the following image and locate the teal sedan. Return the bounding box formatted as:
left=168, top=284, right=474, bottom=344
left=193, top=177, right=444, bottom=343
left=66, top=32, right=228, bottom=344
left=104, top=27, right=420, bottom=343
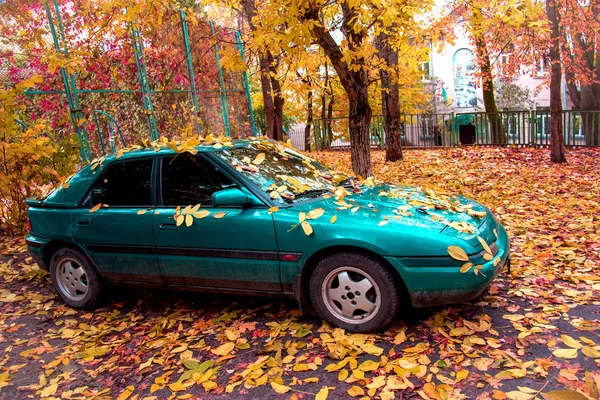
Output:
left=26, top=138, right=509, bottom=332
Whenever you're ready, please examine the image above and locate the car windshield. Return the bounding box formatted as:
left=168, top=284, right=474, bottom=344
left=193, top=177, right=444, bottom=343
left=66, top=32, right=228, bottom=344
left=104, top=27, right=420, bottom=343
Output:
left=216, top=141, right=349, bottom=204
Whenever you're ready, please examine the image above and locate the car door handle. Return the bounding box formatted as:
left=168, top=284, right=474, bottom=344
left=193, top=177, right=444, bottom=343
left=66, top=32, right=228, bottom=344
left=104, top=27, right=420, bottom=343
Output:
left=158, top=220, right=178, bottom=230
left=76, top=217, right=91, bottom=226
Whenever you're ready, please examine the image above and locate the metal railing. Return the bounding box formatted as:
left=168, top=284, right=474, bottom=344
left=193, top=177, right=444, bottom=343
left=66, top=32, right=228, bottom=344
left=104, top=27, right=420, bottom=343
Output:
left=313, top=110, right=600, bottom=149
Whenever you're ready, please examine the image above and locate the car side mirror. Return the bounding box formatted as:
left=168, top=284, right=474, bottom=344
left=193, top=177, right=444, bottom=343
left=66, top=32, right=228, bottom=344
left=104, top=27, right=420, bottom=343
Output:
left=211, top=188, right=262, bottom=208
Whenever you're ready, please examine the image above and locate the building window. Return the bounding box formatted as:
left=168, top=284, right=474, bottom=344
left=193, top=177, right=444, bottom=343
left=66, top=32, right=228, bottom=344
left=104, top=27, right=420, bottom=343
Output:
left=453, top=49, right=477, bottom=108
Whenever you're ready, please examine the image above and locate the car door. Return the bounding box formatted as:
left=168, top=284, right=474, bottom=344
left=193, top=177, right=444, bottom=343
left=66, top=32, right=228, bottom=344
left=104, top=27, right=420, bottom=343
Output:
left=153, top=153, right=281, bottom=293
left=72, top=157, right=163, bottom=284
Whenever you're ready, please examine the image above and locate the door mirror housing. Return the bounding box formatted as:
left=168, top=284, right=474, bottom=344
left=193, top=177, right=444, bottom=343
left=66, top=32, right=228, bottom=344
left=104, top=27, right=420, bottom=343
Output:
left=211, top=188, right=262, bottom=207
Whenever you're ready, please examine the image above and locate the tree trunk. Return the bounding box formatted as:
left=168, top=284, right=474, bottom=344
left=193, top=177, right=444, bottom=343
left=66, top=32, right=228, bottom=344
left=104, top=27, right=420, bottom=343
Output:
left=546, top=0, right=567, bottom=162
left=471, top=8, right=506, bottom=144
left=243, top=0, right=283, bottom=140
left=307, top=4, right=372, bottom=177
left=376, top=32, right=403, bottom=162
left=305, top=89, right=313, bottom=151
left=257, top=55, right=276, bottom=138
left=348, top=92, right=373, bottom=178
left=267, top=51, right=285, bottom=141
left=580, top=86, right=600, bottom=146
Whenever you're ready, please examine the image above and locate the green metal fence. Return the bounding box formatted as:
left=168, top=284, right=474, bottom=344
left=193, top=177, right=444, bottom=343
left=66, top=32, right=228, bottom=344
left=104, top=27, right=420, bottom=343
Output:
left=1, top=0, right=257, bottom=163
left=313, top=110, right=600, bottom=149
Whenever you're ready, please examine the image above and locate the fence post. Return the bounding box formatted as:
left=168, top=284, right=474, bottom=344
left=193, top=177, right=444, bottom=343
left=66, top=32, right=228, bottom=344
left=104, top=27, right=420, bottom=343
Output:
left=210, top=21, right=231, bottom=137
left=235, top=31, right=257, bottom=137
left=180, top=10, right=201, bottom=134
left=130, top=25, right=159, bottom=141
left=450, top=111, right=456, bottom=145
left=45, top=0, right=91, bottom=162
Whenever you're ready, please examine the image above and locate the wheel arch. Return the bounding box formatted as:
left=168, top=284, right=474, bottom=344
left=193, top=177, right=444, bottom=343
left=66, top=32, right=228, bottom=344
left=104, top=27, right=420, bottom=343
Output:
left=297, top=245, right=412, bottom=309
left=43, top=240, right=106, bottom=279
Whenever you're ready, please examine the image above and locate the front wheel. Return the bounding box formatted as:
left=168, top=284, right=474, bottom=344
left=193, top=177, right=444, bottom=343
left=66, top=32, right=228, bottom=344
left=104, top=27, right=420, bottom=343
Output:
left=50, top=248, right=104, bottom=309
left=309, top=252, right=401, bottom=333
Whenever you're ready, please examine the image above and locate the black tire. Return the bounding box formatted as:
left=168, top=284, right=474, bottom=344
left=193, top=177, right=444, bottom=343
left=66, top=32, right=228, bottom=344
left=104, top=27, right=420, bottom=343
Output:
left=49, top=248, right=104, bottom=309
left=309, top=252, right=401, bottom=333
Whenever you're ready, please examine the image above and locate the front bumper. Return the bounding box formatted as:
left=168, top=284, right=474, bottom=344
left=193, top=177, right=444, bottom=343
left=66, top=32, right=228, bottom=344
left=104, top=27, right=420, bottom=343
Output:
left=386, top=225, right=510, bottom=308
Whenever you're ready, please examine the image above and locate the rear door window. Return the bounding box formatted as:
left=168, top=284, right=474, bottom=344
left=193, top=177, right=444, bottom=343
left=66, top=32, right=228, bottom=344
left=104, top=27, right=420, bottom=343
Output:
left=88, top=159, right=153, bottom=207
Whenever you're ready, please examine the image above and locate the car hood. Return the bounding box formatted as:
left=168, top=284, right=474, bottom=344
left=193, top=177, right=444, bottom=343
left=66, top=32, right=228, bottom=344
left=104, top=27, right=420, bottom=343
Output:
left=289, top=183, right=489, bottom=238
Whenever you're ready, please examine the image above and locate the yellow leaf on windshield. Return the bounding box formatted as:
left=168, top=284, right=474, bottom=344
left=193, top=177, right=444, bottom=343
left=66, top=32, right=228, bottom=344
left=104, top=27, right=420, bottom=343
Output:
left=253, top=153, right=266, bottom=165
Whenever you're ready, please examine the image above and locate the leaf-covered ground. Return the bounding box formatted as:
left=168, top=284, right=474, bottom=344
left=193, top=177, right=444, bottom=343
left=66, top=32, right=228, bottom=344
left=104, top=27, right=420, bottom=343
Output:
left=1, top=147, right=599, bottom=400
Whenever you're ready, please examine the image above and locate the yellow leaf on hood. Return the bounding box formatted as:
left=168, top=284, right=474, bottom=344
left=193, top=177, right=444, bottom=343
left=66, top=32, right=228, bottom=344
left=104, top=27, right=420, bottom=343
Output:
left=447, top=246, right=469, bottom=262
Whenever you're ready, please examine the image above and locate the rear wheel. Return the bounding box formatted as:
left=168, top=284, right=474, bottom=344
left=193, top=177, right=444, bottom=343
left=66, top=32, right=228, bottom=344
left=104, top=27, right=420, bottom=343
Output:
left=309, top=252, right=401, bottom=333
left=50, top=248, right=104, bottom=309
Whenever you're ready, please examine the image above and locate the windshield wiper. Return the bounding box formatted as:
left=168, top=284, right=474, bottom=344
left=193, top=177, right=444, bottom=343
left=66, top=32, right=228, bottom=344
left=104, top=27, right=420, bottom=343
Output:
left=293, top=188, right=330, bottom=201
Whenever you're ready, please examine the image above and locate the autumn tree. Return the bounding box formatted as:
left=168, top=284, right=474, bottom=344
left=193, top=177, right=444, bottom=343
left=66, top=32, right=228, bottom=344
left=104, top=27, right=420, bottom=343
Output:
left=560, top=0, right=600, bottom=146
left=234, top=0, right=431, bottom=177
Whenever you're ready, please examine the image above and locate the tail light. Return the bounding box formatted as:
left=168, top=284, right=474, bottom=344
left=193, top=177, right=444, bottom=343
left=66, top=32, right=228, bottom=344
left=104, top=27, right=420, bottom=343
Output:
left=27, top=218, right=32, bottom=232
